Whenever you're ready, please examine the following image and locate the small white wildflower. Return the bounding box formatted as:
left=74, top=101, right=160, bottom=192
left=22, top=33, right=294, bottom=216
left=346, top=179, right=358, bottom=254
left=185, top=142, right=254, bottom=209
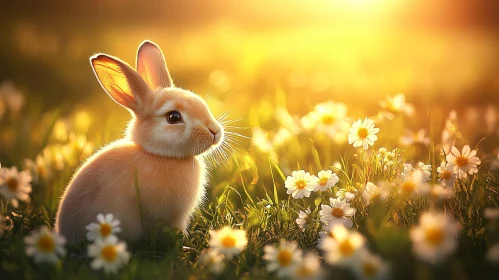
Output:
left=410, top=212, right=460, bottom=264
left=315, top=170, right=339, bottom=192
left=437, top=162, right=457, bottom=187
left=336, top=187, right=357, bottom=202
left=399, top=170, right=430, bottom=199
left=86, top=213, right=122, bottom=241
left=348, top=118, right=380, bottom=150
left=208, top=226, right=247, bottom=259
left=296, top=208, right=312, bottom=232
left=87, top=235, right=130, bottom=274
left=446, top=145, right=481, bottom=179
left=285, top=170, right=319, bottom=199
left=319, top=224, right=365, bottom=266
left=25, top=226, right=66, bottom=264
left=0, top=166, right=32, bottom=207
left=417, top=162, right=432, bottom=182
left=319, top=198, right=356, bottom=228
left=263, top=240, right=303, bottom=278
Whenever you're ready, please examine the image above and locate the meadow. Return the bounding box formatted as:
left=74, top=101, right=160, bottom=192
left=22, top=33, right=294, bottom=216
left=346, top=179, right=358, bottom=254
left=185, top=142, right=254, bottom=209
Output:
left=2, top=1, right=499, bottom=279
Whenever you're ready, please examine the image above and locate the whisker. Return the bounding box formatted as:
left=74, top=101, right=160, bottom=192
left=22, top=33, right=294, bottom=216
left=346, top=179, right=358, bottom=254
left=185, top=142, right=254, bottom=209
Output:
left=205, top=92, right=212, bottom=102
left=220, top=118, right=243, bottom=125
left=224, top=137, right=244, bottom=146
left=224, top=132, right=252, bottom=139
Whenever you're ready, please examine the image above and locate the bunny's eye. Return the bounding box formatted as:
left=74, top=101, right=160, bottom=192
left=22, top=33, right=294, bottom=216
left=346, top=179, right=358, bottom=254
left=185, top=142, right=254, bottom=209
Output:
left=166, top=111, right=182, bottom=124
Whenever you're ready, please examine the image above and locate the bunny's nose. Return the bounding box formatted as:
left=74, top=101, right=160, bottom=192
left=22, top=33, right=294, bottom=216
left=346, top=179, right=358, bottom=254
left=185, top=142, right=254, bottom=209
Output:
left=209, top=126, right=223, bottom=145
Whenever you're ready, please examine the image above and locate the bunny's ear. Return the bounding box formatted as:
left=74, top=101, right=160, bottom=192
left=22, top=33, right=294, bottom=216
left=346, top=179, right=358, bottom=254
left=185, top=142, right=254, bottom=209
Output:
left=136, top=40, right=173, bottom=89
left=90, top=54, right=149, bottom=112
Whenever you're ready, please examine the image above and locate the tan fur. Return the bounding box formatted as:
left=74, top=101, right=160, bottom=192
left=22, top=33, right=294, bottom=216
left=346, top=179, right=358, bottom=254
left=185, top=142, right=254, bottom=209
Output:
left=55, top=41, right=221, bottom=244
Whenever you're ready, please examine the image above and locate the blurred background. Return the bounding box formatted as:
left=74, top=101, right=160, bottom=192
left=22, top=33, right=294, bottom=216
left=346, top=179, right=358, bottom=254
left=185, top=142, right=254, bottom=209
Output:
left=1, top=0, right=499, bottom=161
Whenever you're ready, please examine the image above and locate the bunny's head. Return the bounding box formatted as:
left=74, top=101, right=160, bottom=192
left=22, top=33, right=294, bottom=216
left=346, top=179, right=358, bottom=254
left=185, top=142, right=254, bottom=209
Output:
left=90, top=41, right=224, bottom=158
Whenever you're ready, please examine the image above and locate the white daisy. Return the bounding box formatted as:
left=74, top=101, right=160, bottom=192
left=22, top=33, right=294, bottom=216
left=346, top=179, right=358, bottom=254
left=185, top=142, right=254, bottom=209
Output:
left=351, top=249, right=390, bottom=280
left=401, top=163, right=414, bottom=179
left=446, top=145, right=481, bottom=179
left=87, top=235, right=130, bottom=274
left=487, top=243, right=499, bottom=263
left=25, top=226, right=66, bottom=264
left=319, top=198, right=356, bottom=228
left=86, top=213, right=122, bottom=241
left=199, top=248, right=225, bottom=274
left=292, top=252, right=325, bottom=280
left=417, top=162, right=432, bottom=182
left=296, top=208, right=312, bottom=232
left=410, top=212, right=460, bottom=264
left=315, top=170, right=339, bottom=192
left=285, top=170, right=319, bottom=199
left=263, top=240, right=303, bottom=278
left=300, top=101, right=349, bottom=140
left=362, top=182, right=389, bottom=205
left=398, top=170, right=430, bottom=199
left=437, top=162, right=457, bottom=187
left=208, top=226, right=247, bottom=259
left=336, top=185, right=357, bottom=202
left=348, top=118, right=380, bottom=150
left=0, top=166, right=32, bottom=207
left=319, top=224, right=365, bottom=266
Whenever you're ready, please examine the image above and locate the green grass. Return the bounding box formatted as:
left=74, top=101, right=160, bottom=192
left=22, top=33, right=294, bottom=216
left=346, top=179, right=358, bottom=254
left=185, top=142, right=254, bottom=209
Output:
left=1, top=94, right=499, bottom=280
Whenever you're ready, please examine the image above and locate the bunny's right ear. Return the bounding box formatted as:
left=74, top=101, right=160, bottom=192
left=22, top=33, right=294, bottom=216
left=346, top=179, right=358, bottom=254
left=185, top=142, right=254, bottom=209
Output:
left=90, top=54, right=149, bottom=112
left=136, top=40, right=173, bottom=89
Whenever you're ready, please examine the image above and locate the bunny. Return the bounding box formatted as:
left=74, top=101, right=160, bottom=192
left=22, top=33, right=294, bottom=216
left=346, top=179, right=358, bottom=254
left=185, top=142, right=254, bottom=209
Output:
left=55, top=41, right=224, bottom=244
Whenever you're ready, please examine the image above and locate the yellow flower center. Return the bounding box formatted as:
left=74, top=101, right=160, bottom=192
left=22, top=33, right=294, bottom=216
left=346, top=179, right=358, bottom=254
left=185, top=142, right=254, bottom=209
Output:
left=338, top=239, right=355, bottom=256
left=362, top=261, right=378, bottom=277
left=6, top=177, right=19, bottom=192
left=37, top=235, right=55, bottom=253
left=332, top=207, right=344, bottom=218
left=401, top=181, right=416, bottom=194
left=440, top=170, right=452, bottom=180
left=295, top=179, right=306, bottom=190
left=455, top=156, right=469, bottom=168
left=319, top=177, right=328, bottom=186
left=278, top=250, right=293, bottom=266
left=221, top=235, right=236, bottom=248
left=321, top=115, right=335, bottom=125
left=425, top=227, right=444, bottom=247
left=357, top=127, right=368, bottom=139
left=100, top=223, right=112, bottom=237
left=101, top=245, right=118, bottom=262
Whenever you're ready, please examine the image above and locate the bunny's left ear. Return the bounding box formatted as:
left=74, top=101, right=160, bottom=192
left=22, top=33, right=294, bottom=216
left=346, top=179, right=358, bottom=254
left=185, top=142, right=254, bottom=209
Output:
left=136, top=40, right=173, bottom=90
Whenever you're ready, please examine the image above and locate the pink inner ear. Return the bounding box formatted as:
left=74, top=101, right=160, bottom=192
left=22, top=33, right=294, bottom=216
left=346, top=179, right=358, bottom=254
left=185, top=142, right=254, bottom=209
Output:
left=137, top=42, right=172, bottom=89
left=91, top=56, right=142, bottom=111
